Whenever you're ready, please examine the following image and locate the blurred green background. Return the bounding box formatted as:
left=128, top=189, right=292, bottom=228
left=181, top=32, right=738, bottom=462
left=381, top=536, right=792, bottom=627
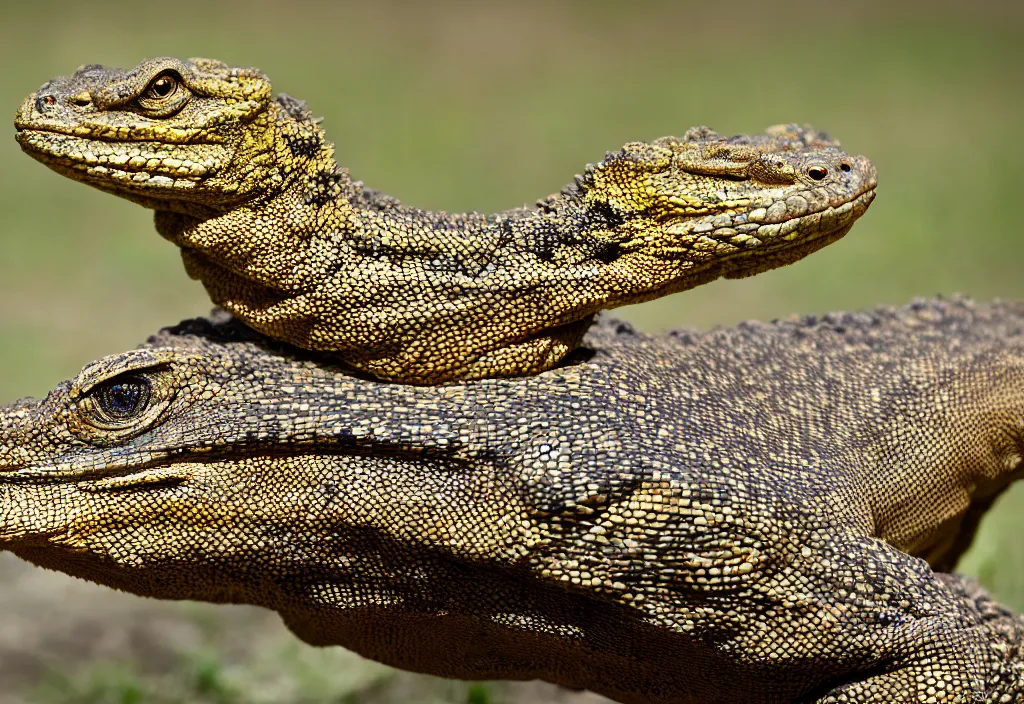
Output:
left=0, top=0, right=1021, bottom=701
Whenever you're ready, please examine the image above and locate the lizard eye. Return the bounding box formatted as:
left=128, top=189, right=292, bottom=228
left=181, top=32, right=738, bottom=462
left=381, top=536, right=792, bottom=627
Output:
left=95, top=375, right=152, bottom=420
left=149, top=76, right=176, bottom=98
left=136, top=72, right=190, bottom=117
left=72, top=367, right=176, bottom=444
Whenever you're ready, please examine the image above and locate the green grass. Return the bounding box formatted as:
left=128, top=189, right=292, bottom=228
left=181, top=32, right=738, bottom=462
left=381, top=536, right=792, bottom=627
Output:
left=466, top=684, right=495, bottom=704
left=27, top=642, right=504, bottom=704
left=29, top=655, right=236, bottom=704
left=1, top=0, right=1023, bottom=699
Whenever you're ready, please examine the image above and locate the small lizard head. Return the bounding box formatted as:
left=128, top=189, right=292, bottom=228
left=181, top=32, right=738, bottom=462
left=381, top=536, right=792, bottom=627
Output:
left=14, top=58, right=317, bottom=213
left=578, top=124, right=878, bottom=281
left=0, top=319, right=537, bottom=608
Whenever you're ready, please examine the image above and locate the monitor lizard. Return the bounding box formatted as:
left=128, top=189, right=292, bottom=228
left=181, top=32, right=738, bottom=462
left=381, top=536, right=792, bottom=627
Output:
left=1, top=297, right=1021, bottom=703
left=14, top=57, right=877, bottom=384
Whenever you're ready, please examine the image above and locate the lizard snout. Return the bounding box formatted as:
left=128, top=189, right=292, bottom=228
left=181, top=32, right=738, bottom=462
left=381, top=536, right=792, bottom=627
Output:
left=804, top=153, right=877, bottom=192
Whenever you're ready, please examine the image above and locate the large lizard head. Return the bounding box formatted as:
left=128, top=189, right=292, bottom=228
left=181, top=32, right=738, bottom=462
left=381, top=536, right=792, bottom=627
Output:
left=14, top=57, right=324, bottom=213
left=0, top=318, right=528, bottom=602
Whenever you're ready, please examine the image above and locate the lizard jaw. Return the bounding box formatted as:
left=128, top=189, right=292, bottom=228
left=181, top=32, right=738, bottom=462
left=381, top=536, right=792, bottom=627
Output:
left=720, top=187, right=877, bottom=278
left=16, top=128, right=219, bottom=198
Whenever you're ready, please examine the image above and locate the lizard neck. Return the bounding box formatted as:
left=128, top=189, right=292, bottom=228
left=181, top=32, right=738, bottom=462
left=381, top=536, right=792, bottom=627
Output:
left=153, top=100, right=566, bottom=295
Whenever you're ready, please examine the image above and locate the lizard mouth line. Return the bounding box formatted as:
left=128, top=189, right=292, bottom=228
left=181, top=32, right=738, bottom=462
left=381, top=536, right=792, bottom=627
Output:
left=24, top=152, right=205, bottom=190
left=651, top=187, right=876, bottom=263
left=17, top=130, right=214, bottom=190
left=0, top=444, right=480, bottom=488
left=14, top=124, right=221, bottom=147
left=17, top=127, right=216, bottom=175
left=0, top=455, right=195, bottom=485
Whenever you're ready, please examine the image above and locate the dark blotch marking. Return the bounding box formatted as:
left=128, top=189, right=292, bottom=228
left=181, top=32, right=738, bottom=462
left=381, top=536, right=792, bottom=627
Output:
left=587, top=201, right=625, bottom=230
left=593, top=239, right=622, bottom=265
left=523, top=203, right=624, bottom=263
left=521, top=219, right=563, bottom=263
left=285, top=132, right=322, bottom=158
left=668, top=329, right=697, bottom=345
left=304, top=169, right=343, bottom=207
left=579, top=201, right=625, bottom=264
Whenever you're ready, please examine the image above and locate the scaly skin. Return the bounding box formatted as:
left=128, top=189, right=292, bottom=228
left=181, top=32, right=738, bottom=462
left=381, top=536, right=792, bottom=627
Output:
left=14, top=58, right=877, bottom=384
left=2, top=298, right=1022, bottom=703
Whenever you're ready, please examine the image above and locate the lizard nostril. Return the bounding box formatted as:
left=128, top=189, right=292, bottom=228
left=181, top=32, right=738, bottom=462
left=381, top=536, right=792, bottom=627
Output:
left=839, top=162, right=852, bottom=173
left=69, top=93, right=92, bottom=108
left=807, top=166, right=829, bottom=181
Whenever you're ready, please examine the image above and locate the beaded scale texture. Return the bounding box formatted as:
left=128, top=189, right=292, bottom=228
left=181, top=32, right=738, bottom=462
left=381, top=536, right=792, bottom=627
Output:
left=1, top=300, right=1024, bottom=702
left=14, top=58, right=876, bottom=383
left=7, top=57, right=1019, bottom=703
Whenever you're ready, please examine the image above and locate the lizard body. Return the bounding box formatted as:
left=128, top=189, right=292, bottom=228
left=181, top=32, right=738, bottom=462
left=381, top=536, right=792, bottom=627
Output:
left=1, top=298, right=1022, bottom=702
left=14, top=58, right=876, bottom=383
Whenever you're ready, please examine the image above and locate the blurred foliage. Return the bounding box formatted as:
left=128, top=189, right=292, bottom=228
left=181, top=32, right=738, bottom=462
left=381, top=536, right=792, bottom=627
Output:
left=29, top=655, right=237, bottom=704
left=0, top=0, right=1022, bottom=700
left=27, top=643, right=502, bottom=704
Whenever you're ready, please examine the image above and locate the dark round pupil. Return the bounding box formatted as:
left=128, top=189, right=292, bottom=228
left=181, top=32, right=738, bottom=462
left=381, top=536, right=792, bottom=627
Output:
left=102, top=381, right=144, bottom=416
left=152, top=78, right=174, bottom=97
